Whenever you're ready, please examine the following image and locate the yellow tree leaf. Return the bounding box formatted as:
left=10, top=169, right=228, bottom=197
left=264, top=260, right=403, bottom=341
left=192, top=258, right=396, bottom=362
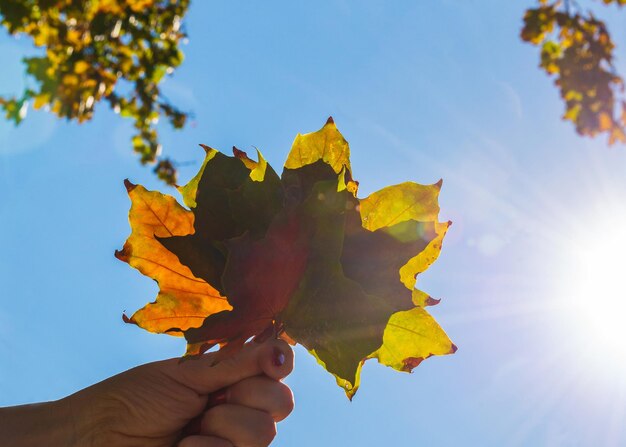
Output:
left=359, top=181, right=442, bottom=231
left=178, top=144, right=218, bottom=208
left=370, top=307, right=456, bottom=373
left=233, top=146, right=268, bottom=182
left=285, top=117, right=351, bottom=174
left=411, top=289, right=441, bottom=307
left=279, top=121, right=454, bottom=398
left=400, top=220, right=451, bottom=289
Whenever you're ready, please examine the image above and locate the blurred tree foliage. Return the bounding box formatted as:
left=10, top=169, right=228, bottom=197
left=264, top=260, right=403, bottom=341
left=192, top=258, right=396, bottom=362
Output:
left=0, top=0, right=190, bottom=184
left=2, top=1, right=624, bottom=177
left=522, top=0, right=626, bottom=145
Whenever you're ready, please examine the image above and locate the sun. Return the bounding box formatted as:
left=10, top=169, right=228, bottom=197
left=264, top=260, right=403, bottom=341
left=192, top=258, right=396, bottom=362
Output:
left=559, top=213, right=626, bottom=368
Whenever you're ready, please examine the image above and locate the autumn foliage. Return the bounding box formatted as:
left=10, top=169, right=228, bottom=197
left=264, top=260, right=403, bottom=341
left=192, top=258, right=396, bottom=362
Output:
left=0, top=0, right=189, bottom=184
left=2, top=1, right=626, bottom=187
left=117, top=119, right=455, bottom=398
left=522, top=0, right=626, bottom=144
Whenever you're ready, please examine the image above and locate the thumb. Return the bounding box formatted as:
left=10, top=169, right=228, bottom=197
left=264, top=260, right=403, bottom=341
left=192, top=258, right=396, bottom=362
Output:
left=165, top=339, right=294, bottom=394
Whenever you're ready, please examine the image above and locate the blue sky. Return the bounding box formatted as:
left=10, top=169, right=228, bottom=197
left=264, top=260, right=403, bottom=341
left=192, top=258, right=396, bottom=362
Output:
left=2, top=1, right=626, bottom=446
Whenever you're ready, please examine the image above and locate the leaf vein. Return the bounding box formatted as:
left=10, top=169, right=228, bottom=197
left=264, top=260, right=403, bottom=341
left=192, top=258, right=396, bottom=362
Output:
left=129, top=254, right=206, bottom=283
left=139, top=194, right=175, bottom=237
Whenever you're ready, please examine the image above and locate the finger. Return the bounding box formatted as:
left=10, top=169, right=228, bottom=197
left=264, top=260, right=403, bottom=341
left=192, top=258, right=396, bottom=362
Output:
left=178, top=435, right=233, bottom=447
left=226, top=375, right=294, bottom=422
left=256, top=339, right=295, bottom=382
left=200, top=404, right=276, bottom=447
left=170, top=339, right=294, bottom=394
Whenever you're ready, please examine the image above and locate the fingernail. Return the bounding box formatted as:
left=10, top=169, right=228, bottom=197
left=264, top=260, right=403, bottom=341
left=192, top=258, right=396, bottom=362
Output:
left=272, top=347, right=285, bottom=367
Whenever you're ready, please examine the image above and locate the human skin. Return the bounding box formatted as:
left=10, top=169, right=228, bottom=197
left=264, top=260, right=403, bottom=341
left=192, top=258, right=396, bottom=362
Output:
left=0, top=339, right=295, bottom=447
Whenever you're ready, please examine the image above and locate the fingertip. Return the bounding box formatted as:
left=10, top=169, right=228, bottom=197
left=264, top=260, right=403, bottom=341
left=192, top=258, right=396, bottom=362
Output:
left=259, top=339, right=294, bottom=381
left=225, top=376, right=295, bottom=422
left=273, top=381, right=295, bottom=422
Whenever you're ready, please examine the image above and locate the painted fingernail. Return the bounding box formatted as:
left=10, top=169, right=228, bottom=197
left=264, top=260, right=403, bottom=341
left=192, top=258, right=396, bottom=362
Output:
left=272, top=347, right=285, bottom=367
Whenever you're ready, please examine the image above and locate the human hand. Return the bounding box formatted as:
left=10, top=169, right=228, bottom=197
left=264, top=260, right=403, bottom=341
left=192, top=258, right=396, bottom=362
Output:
left=0, top=339, right=294, bottom=447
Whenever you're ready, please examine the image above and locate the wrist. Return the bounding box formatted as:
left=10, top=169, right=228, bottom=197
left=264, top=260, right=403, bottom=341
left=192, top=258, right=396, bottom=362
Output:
left=0, top=392, right=118, bottom=447
left=0, top=399, right=76, bottom=447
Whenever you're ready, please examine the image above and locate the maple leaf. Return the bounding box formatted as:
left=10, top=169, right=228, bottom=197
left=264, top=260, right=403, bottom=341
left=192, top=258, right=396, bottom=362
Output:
left=115, top=182, right=231, bottom=334
left=118, top=118, right=455, bottom=398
